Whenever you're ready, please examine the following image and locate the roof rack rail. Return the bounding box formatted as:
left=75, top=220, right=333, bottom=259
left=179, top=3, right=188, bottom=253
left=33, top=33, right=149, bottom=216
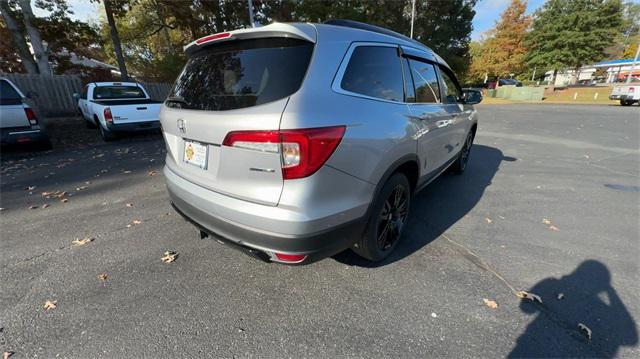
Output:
left=323, top=19, right=429, bottom=50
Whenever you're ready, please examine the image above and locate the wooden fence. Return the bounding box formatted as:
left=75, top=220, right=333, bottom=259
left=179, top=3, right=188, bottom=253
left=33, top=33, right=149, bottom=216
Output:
left=1, top=73, right=172, bottom=117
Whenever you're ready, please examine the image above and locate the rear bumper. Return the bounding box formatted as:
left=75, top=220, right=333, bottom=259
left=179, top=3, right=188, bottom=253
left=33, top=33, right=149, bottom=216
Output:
left=0, top=126, right=48, bottom=146
left=107, top=120, right=160, bottom=132
left=164, top=165, right=367, bottom=264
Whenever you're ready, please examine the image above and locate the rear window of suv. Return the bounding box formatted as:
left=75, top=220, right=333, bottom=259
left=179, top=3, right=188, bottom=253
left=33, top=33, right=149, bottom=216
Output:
left=166, top=38, right=314, bottom=111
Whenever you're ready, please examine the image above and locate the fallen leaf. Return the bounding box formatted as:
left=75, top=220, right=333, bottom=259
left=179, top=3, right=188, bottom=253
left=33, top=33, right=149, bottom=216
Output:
left=41, top=191, right=54, bottom=196
left=161, top=251, right=178, bottom=263
left=430, top=312, right=437, bottom=318
left=147, top=170, right=157, bottom=176
left=72, top=237, right=94, bottom=246
left=61, top=198, right=69, bottom=203
left=578, top=323, right=592, bottom=341
left=542, top=218, right=552, bottom=225
left=125, top=203, right=133, bottom=207
left=557, top=293, right=565, bottom=300
left=483, top=298, right=499, bottom=309
left=76, top=186, right=87, bottom=191
left=3, top=351, right=13, bottom=359
left=485, top=217, right=493, bottom=224
left=0, top=208, right=4, bottom=212
left=549, top=225, right=560, bottom=232
left=516, top=290, right=543, bottom=304
left=29, top=205, right=38, bottom=209
left=126, top=224, right=132, bottom=228
left=123, top=170, right=132, bottom=174
left=41, top=204, right=49, bottom=209
left=25, top=186, right=36, bottom=191
left=85, top=181, right=91, bottom=185
left=498, top=215, right=505, bottom=219
left=98, top=273, right=108, bottom=281
left=44, top=300, right=57, bottom=310
left=132, top=219, right=142, bottom=225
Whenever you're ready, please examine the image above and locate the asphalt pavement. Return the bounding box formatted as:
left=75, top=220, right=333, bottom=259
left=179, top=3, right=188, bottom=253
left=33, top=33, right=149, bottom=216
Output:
left=1, top=104, right=638, bottom=358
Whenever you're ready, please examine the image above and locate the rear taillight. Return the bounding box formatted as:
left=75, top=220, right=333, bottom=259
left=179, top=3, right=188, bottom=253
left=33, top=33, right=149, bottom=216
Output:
left=223, top=126, right=346, bottom=180
left=104, top=108, right=113, bottom=124
left=24, top=108, right=38, bottom=125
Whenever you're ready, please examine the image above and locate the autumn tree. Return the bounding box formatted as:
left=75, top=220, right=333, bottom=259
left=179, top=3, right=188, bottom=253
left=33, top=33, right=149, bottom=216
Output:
left=526, top=0, right=623, bottom=85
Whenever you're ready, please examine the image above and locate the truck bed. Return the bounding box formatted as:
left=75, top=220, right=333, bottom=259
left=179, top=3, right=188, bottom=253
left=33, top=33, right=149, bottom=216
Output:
left=92, top=99, right=162, bottom=106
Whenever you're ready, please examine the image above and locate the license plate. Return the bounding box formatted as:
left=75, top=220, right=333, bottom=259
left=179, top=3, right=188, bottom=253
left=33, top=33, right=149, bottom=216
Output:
left=183, top=140, right=208, bottom=169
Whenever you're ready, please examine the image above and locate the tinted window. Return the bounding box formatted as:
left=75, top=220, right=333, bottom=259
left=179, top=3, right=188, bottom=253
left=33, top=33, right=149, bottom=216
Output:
left=167, top=38, right=313, bottom=111
left=0, top=80, right=22, bottom=105
left=402, top=59, right=415, bottom=102
left=94, top=86, right=146, bottom=99
left=409, top=59, right=440, bottom=103
left=439, top=67, right=462, bottom=104
left=81, top=86, right=88, bottom=100
left=341, top=46, right=404, bottom=102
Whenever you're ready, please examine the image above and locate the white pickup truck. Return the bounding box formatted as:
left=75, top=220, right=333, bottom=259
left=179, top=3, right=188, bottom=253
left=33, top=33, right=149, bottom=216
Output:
left=609, top=83, right=640, bottom=106
left=76, top=82, right=162, bottom=141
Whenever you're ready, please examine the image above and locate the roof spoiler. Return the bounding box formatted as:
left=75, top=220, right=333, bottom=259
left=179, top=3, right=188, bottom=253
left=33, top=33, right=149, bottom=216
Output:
left=183, top=23, right=316, bottom=55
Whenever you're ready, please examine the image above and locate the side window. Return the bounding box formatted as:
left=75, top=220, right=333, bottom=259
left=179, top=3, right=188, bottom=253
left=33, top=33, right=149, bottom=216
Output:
left=401, top=59, right=416, bottom=102
left=340, top=46, right=404, bottom=102
left=439, top=66, right=462, bottom=104
left=408, top=59, right=440, bottom=103
left=81, top=86, right=88, bottom=100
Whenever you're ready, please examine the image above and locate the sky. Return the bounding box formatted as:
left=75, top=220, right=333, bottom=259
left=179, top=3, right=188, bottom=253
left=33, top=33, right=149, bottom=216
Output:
left=30, top=0, right=548, bottom=41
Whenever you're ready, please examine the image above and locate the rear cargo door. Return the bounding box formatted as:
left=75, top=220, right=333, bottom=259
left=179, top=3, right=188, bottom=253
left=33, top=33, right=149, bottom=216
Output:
left=161, top=36, right=315, bottom=206
left=0, top=80, right=29, bottom=128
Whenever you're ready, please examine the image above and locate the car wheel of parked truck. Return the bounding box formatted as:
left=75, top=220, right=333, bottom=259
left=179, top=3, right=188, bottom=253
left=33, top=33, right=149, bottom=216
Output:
left=161, top=20, right=483, bottom=264
left=99, top=124, right=116, bottom=141
left=620, top=99, right=634, bottom=106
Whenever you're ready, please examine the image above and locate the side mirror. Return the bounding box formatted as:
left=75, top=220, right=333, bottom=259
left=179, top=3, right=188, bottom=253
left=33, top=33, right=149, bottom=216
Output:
left=73, top=93, right=80, bottom=100
left=463, top=89, right=483, bottom=105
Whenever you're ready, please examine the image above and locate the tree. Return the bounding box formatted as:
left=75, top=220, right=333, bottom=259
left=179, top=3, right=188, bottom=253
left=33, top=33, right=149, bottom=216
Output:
left=0, top=0, right=38, bottom=74
left=258, top=0, right=477, bottom=75
left=526, top=0, right=623, bottom=85
left=468, top=0, right=531, bottom=81
left=99, top=0, right=130, bottom=80
left=17, top=0, right=53, bottom=75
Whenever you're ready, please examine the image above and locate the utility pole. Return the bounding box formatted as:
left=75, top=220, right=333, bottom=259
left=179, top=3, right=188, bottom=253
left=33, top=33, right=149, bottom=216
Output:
left=247, top=0, right=255, bottom=28
left=410, top=0, right=416, bottom=38
left=626, top=42, right=640, bottom=84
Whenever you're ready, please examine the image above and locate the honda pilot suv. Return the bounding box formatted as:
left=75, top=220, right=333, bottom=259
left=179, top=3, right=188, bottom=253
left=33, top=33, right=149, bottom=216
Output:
left=161, top=20, right=481, bottom=264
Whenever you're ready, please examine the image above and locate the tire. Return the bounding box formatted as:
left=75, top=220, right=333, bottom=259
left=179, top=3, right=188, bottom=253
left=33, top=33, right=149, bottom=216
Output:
left=353, top=173, right=411, bottom=262
left=620, top=100, right=633, bottom=106
left=99, top=125, right=116, bottom=142
left=450, top=130, right=475, bottom=175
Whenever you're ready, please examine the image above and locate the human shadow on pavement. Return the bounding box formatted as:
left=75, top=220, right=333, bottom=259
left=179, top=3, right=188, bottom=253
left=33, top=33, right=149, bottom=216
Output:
left=509, top=260, right=638, bottom=358
left=333, top=144, right=515, bottom=267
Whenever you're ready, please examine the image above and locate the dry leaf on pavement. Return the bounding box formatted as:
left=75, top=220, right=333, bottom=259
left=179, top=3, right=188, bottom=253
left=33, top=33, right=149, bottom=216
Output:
left=516, top=290, right=543, bottom=304
left=126, top=203, right=133, bottom=207
left=98, top=273, right=108, bottom=281
left=161, top=251, right=178, bottom=263
left=76, top=186, right=87, bottom=191
left=483, top=298, right=499, bottom=309
left=41, top=204, right=49, bottom=209
left=132, top=219, right=142, bottom=225
left=147, top=170, right=157, bottom=176
left=3, top=351, right=13, bottom=359
left=542, top=218, right=552, bottom=225
left=557, top=293, right=565, bottom=300
left=61, top=198, right=69, bottom=203
left=72, top=237, right=94, bottom=246
left=123, top=170, right=132, bottom=174
left=44, top=300, right=57, bottom=310
left=549, top=225, right=560, bottom=231
left=578, top=323, right=592, bottom=341
left=485, top=217, right=493, bottom=224
left=25, top=186, right=36, bottom=191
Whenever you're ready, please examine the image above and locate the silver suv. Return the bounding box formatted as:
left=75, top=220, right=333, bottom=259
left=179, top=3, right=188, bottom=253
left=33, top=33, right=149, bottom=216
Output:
left=161, top=20, right=481, bottom=264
